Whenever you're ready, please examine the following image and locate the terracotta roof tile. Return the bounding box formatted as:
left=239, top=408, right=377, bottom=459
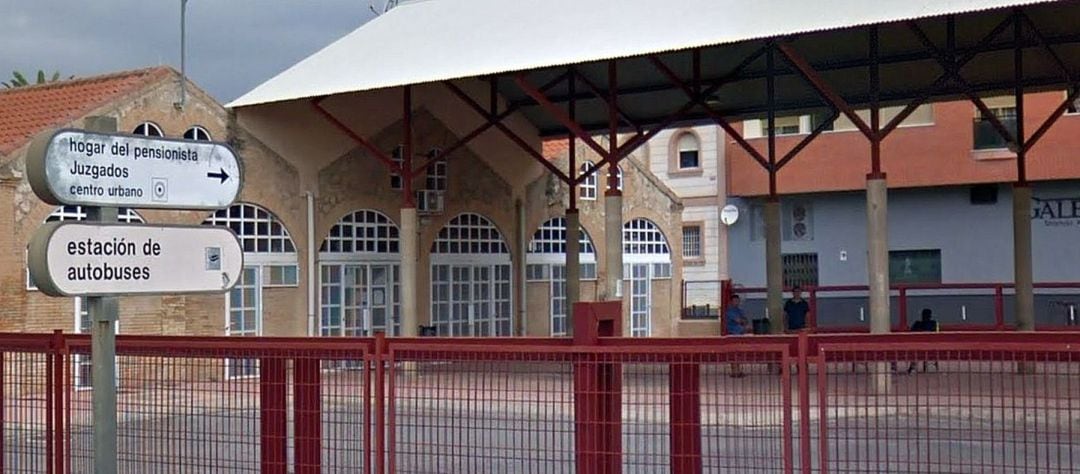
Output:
left=0, top=66, right=173, bottom=156
left=541, top=138, right=569, bottom=160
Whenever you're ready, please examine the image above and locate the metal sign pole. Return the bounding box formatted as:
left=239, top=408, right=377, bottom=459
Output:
left=87, top=206, right=118, bottom=474
left=85, top=117, right=118, bottom=474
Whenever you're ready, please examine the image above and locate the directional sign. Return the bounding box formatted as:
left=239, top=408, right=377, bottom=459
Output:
left=27, top=128, right=242, bottom=210
left=28, top=223, right=243, bottom=297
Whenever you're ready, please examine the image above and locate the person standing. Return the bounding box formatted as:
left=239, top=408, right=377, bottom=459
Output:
left=784, top=285, right=811, bottom=333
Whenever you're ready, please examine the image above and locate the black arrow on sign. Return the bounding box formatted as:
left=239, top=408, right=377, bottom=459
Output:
left=207, top=168, right=230, bottom=183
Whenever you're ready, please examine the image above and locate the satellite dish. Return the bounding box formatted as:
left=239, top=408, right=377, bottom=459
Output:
left=720, top=204, right=740, bottom=226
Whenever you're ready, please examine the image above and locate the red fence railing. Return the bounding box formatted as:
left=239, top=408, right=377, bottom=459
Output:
left=687, top=281, right=1080, bottom=333
left=2, top=305, right=1080, bottom=473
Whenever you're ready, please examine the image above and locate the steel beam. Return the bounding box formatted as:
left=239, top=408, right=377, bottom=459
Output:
left=443, top=80, right=573, bottom=184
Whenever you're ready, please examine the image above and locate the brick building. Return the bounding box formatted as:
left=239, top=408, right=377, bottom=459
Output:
left=0, top=67, right=694, bottom=351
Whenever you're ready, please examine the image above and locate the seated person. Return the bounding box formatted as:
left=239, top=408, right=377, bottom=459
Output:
left=725, top=295, right=750, bottom=336
left=908, top=308, right=940, bottom=373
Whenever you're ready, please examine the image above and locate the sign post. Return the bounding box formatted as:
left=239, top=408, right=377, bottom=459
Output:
left=26, top=119, right=243, bottom=474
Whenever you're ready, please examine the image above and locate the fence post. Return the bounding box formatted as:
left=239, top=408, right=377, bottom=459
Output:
left=669, top=363, right=701, bottom=473
left=573, top=301, right=622, bottom=474
left=816, top=351, right=828, bottom=474
left=46, top=329, right=66, bottom=474
left=259, top=357, right=287, bottom=474
left=293, top=357, right=322, bottom=474
left=898, top=287, right=908, bottom=332
left=374, top=332, right=386, bottom=474
left=798, top=332, right=812, bottom=474
left=994, top=285, right=1006, bottom=330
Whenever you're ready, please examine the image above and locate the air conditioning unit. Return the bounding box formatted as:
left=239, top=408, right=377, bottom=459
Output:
left=416, top=190, right=444, bottom=214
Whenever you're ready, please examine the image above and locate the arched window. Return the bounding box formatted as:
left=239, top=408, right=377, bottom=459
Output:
left=623, top=218, right=672, bottom=337
left=431, top=213, right=509, bottom=255
left=527, top=217, right=598, bottom=336
left=132, top=122, right=163, bottom=137
left=614, top=165, right=624, bottom=191
left=623, top=218, right=670, bottom=257
left=44, top=205, right=143, bottom=223
left=320, top=210, right=401, bottom=337
left=203, top=203, right=298, bottom=377
left=675, top=133, right=700, bottom=169
left=203, top=203, right=296, bottom=257
left=579, top=162, right=597, bottom=200
left=430, top=213, right=512, bottom=336
left=321, top=209, right=400, bottom=256
left=183, top=126, right=212, bottom=141
left=32, top=206, right=143, bottom=387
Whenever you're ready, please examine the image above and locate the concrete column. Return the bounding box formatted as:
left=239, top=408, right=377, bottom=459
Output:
left=565, top=209, right=581, bottom=335
left=604, top=194, right=623, bottom=301
left=1013, top=184, right=1035, bottom=331
left=515, top=199, right=528, bottom=336
left=764, top=199, right=783, bottom=333
left=866, top=178, right=890, bottom=334
left=400, top=207, right=418, bottom=337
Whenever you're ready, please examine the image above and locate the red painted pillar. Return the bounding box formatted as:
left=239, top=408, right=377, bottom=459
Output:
left=573, top=302, right=623, bottom=474
left=293, top=358, right=322, bottom=474
left=797, top=333, right=812, bottom=474
left=260, top=358, right=288, bottom=474
left=994, top=285, right=1006, bottom=330
left=47, top=330, right=66, bottom=474
left=670, top=363, right=701, bottom=473
left=898, top=287, right=908, bottom=332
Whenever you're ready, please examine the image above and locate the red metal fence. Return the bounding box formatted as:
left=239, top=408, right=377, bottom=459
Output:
left=2, top=304, right=1079, bottom=473
left=686, top=280, right=1080, bottom=333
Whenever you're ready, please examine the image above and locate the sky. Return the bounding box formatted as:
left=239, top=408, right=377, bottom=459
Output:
left=0, top=1, right=381, bottom=102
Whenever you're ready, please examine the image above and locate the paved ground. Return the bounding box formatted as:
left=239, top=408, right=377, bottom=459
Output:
left=3, top=363, right=1079, bottom=473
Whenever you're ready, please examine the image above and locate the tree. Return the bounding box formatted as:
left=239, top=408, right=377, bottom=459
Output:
left=1, top=70, right=65, bottom=88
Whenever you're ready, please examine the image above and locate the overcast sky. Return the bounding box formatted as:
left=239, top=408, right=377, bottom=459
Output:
left=0, top=1, right=379, bottom=102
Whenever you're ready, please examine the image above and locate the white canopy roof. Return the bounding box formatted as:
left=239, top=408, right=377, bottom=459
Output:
left=229, top=0, right=1057, bottom=108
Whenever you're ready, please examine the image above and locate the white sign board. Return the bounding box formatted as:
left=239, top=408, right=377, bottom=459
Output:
left=28, top=223, right=243, bottom=297
left=27, top=129, right=242, bottom=209
left=720, top=204, right=740, bottom=226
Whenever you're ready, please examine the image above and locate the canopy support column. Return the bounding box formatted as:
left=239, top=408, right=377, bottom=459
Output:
left=566, top=80, right=581, bottom=336
left=603, top=61, right=624, bottom=311
left=400, top=86, right=419, bottom=337
left=1012, top=14, right=1035, bottom=332
left=867, top=28, right=891, bottom=335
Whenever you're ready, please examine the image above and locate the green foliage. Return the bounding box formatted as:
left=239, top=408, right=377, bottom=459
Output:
left=1, top=69, right=67, bottom=88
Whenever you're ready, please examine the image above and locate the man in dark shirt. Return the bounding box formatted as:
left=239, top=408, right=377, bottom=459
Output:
left=784, top=286, right=811, bottom=333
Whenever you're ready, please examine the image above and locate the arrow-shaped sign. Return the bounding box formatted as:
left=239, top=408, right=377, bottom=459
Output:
left=207, top=168, right=230, bottom=183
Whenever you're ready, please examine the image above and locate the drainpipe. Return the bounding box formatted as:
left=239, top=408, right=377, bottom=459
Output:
left=306, top=191, right=316, bottom=336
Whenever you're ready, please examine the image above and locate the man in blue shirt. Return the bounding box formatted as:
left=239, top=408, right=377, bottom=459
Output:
left=725, top=294, right=750, bottom=336
left=784, top=286, right=811, bottom=333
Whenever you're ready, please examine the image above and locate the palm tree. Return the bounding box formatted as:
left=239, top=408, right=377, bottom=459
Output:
left=1, top=70, right=66, bottom=88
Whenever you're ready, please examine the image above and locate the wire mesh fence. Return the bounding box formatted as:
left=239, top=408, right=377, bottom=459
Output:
left=0, top=329, right=1078, bottom=473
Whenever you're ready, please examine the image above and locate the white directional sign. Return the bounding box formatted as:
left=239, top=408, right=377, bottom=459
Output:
left=27, top=129, right=242, bottom=209
left=28, top=223, right=244, bottom=297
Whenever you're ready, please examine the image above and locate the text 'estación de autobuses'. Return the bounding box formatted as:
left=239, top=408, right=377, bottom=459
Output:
left=63, top=236, right=163, bottom=282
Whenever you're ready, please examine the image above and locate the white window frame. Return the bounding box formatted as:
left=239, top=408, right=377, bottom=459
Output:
left=183, top=126, right=212, bottom=141
left=579, top=162, right=597, bottom=201
left=132, top=121, right=163, bottom=137
left=319, top=209, right=403, bottom=337
left=430, top=213, right=513, bottom=336
left=682, top=225, right=702, bottom=259
left=390, top=145, right=404, bottom=190
left=675, top=133, right=700, bottom=169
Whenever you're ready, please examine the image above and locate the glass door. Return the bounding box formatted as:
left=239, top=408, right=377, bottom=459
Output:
left=226, top=266, right=261, bottom=378
left=629, top=263, right=651, bottom=337
left=550, top=265, right=567, bottom=336
left=342, top=265, right=368, bottom=336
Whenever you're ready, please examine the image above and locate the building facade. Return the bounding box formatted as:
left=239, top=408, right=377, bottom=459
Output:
left=722, top=91, right=1080, bottom=328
